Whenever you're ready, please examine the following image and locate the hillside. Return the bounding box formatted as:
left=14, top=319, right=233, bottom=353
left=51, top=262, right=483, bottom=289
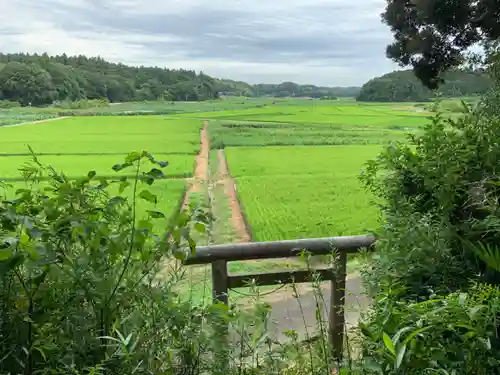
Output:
left=357, top=69, right=492, bottom=102
left=214, top=79, right=359, bottom=98
left=215, top=78, right=257, bottom=97
left=0, top=53, right=361, bottom=106
left=0, top=53, right=221, bottom=105
left=252, top=82, right=360, bottom=98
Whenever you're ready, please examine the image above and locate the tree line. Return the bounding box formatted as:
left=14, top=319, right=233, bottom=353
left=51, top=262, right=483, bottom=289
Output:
left=0, top=53, right=221, bottom=106
left=356, top=69, right=492, bottom=102
left=1, top=52, right=493, bottom=107
left=0, top=53, right=363, bottom=106
left=213, top=79, right=361, bottom=99
left=251, top=82, right=360, bottom=98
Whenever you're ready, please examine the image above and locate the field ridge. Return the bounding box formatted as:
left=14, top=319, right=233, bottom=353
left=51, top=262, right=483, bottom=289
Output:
left=182, top=120, right=209, bottom=208
left=0, top=116, right=69, bottom=128
left=216, top=149, right=251, bottom=243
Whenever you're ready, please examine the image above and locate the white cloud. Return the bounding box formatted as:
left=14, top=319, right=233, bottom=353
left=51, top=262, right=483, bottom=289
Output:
left=0, top=0, right=400, bottom=86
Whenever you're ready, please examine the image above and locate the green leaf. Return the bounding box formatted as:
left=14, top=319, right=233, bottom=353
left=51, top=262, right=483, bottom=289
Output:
left=143, top=177, right=155, bottom=186
left=0, top=249, right=13, bottom=261
left=173, top=249, right=186, bottom=261
left=391, top=326, right=414, bottom=345
left=402, top=326, right=433, bottom=346
left=146, top=154, right=169, bottom=168
left=87, top=170, right=97, bottom=179
left=194, top=222, right=206, bottom=233
left=138, top=219, right=153, bottom=232
left=97, top=178, right=109, bottom=189
left=139, top=190, right=157, bottom=204
left=0, top=253, right=25, bottom=276
left=112, top=162, right=132, bottom=172
left=147, top=210, right=165, bottom=219
left=119, top=180, right=130, bottom=194
left=382, top=332, right=396, bottom=356
left=15, top=188, right=31, bottom=195
left=108, top=196, right=127, bottom=206
left=26, top=248, right=41, bottom=261
left=33, top=347, right=47, bottom=362
left=146, top=168, right=165, bottom=179
left=187, top=236, right=197, bottom=253
left=395, top=345, right=407, bottom=369
left=125, top=152, right=141, bottom=163
left=156, top=160, right=169, bottom=168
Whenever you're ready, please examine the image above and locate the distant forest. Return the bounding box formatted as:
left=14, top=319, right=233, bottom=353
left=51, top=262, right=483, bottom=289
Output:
left=356, top=69, right=492, bottom=102
left=0, top=53, right=492, bottom=106
left=0, top=53, right=361, bottom=106
left=0, top=53, right=223, bottom=105
left=217, top=79, right=361, bottom=99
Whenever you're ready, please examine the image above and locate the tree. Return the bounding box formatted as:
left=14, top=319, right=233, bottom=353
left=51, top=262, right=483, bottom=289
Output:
left=0, top=62, right=56, bottom=105
left=44, top=62, right=82, bottom=101
left=383, top=0, right=500, bottom=88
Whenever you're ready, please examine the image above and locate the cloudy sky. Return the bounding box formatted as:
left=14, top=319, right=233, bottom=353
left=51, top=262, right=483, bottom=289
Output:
left=0, top=0, right=400, bottom=86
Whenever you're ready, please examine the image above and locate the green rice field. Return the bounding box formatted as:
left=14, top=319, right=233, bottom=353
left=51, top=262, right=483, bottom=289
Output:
left=225, top=146, right=380, bottom=241
left=0, top=116, right=202, bottom=180
left=0, top=98, right=439, bottom=243
left=0, top=116, right=201, bottom=155
left=0, top=115, right=195, bottom=229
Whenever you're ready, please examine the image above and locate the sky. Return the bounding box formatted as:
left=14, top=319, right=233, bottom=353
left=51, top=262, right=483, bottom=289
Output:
left=0, top=0, right=401, bottom=86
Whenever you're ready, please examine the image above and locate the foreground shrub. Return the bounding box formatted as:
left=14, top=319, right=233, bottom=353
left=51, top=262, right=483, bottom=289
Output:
left=357, top=51, right=500, bottom=373
left=361, top=91, right=500, bottom=299
left=0, top=151, right=341, bottom=375
left=0, top=151, right=217, bottom=374
left=358, top=283, right=500, bottom=374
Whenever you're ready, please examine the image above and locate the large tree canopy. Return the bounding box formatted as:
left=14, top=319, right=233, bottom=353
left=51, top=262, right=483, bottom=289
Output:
left=383, top=0, right=500, bottom=89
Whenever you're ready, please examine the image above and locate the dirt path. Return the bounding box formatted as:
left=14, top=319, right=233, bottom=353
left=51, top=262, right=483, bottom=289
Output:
left=216, top=149, right=251, bottom=243
left=194, top=121, right=209, bottom=182
left=1, top=116, right=70, bottom=128
left=184, top=123, right=369, bottom=342
left=182, top=121, right=209, bottom=208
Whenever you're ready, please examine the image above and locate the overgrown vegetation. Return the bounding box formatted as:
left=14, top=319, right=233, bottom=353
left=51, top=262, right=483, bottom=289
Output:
left=356, top=49, right=500, bottom=373
left=0, top=152, right=349, bottom=375
left=0, top=151, right=215, bottom=374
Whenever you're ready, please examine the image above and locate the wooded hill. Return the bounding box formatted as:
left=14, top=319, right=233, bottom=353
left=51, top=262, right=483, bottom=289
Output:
left=0, top=53, right=361, bottom=106
left=189, top=78, right=360, bottom=99
left=0, top=53, right=222, bottom=105
left=251, top=82, right=360, bottom=98
left=356, top=69, right=492, bottom=102
left=3, top=53, right=490, bottom=106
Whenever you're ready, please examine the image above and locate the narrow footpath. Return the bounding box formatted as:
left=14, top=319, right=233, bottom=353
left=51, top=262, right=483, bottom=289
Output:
left=215, top=149, right=251, bottom=243
left=183, top=120, right=209, bottom=208
left=184, top=120, right=370, bottom=344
